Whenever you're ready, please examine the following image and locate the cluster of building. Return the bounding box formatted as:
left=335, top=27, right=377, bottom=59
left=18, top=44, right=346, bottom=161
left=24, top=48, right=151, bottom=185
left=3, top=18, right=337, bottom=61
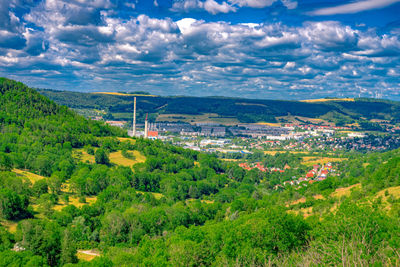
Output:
left=238, top=162, right=290, bottom=173
left=285, top=124, right=350, bottom=131
left=94, top=97, right=400, bottom=153
left=105, top=120, right=127, bottom=128
left=275, top=163, right=336, bottom=189
left=166, top=123, right=293, bottom=138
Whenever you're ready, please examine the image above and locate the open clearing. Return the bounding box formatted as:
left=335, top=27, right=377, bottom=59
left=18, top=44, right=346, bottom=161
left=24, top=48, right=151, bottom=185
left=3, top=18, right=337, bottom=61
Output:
left=186, top=198, right=215, bottom=204
left=31, top=196, right=98, bottom=213
left=1, top=220, right=18, bottom=233
left=73, top=149, right=95, bottom=163
left=331, top=183, right=361, bottom=198
left=288, top=207, right=313, bottom=218
left=373, top=186, right=400, bottom=210
left=13, top=169, right=45, bottom=184
left=77, top=250, right=100, bottom=261
left=109, top=150, right=146, bottom=166
left=302, top=156, right=346, bottom=166
left=288, top=194, right=324, bottom=206
left=117, top=137, right=136, bottom=144
left=156, top=113, right=239, bottom=126
left=73, top=149, right=146, bottom=167
left=375, top=186, right=400, bottom=199
left=52, top=196, right=98, bottom=211
left=135, top=190, right=164, bottom=199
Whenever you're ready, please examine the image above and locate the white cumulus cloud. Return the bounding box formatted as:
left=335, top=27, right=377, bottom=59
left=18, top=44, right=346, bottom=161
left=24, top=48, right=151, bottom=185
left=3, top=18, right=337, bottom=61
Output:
left=310, top=0, right=400, bottom=16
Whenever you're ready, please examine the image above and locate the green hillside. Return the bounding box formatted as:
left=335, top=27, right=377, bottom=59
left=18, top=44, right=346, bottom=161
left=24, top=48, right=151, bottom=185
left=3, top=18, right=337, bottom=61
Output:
left=38, top=89, right=400, bottom=126
left=0, top=78, right=399, bottom=266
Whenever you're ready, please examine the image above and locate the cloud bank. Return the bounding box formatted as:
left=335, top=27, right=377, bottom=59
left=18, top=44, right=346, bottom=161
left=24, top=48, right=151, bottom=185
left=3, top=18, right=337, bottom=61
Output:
left=0, top=0, right=399, bottom=100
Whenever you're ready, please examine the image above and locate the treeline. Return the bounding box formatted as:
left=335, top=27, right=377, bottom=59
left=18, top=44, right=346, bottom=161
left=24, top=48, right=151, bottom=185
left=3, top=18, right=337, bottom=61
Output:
left=39, top=88, right=400, bottom=124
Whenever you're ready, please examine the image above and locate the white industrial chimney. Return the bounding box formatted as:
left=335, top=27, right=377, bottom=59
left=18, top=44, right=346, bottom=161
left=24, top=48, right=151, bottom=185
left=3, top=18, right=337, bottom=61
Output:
left=144, top=113, right=148, bottom=138
left=132, top=97, right=137, bottom=137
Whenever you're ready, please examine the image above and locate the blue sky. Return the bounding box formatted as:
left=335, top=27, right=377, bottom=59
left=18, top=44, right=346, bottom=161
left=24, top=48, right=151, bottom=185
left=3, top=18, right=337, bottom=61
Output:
left=1, top=0, right=399, bottom=100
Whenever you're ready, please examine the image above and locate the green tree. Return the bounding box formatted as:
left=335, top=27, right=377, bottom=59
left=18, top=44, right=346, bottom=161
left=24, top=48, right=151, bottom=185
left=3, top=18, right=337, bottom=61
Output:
left=0, top=189, right=29, bottom=220
left=0, top=153, right=12, bottom=171
left=95, top=149, right=110, bottom=165
left=32, top=179, right=48, bottom=198
left=61, top=228, right=78, bottom=265
left=17, top=220, right=62, bottom=266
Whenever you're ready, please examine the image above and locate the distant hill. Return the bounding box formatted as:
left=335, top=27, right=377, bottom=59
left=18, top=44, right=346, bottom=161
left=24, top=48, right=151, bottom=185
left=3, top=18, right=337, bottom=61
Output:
left=38, top=89, right=400, bottom=127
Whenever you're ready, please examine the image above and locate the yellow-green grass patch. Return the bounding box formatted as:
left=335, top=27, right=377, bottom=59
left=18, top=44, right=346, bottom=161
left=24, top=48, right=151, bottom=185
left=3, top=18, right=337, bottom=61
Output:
left=374, top=186, right=400, bottom=207
left=109, top=150, right=146, bottom=167
left=12, top=169, right=45, bottom=184
left=376, top=186, right=400, bottom=198
left=186, top=198, right=215, bottom=204
left=302, top=156, right=346, bottom=166
left=330, top=183, right=361, bottom=198
left=1, top=220, right=18, bottom=233
left=32, top=196, right=98, bottom=213
left=73, top=148, right=145, bottom=167
left=73, top=149, right=95, bottom=163
left=53, top=196, right=98, bottom=211
left=288, top=194, right=325, bottom=206
left=300, top=98, right=355, bottom=103
left=117, top=137, right=136, bottom=144
left=135, top=191, right=164, bottom=199
left=60, top=181, right=73, bottom=194
left=77, top=250, right=100, bottom=261
left=288, top=207, right=313, bottom=218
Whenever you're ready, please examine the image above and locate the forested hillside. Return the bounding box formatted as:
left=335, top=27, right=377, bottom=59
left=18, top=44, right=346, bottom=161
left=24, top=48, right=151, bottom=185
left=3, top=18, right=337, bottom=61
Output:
left=39, top=89, right=400, bottom=125
left=0, top=78, right=399, bottom=266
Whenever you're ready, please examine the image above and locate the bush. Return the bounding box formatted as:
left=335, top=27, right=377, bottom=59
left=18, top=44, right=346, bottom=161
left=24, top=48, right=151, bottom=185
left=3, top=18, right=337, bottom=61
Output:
left=0, top=189, right=30, bottom=220
left=95, top=149, right=109, bottom=165
left=86, top=147, right=95, bottom=155
left=121, top=150, right=136, bottom=160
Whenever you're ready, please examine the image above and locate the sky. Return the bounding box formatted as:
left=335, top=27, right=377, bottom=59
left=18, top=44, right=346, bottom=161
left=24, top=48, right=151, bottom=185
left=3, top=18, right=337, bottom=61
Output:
left=0, top=0, right=399, bottom=100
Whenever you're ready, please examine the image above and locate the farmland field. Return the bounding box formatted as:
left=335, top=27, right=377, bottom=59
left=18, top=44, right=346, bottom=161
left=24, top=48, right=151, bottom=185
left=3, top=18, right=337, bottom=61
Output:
left=156, top=113, right=239, bottom=125
left=301, top=156, right=346, bottom=166
left=300, top=98, right=355, bottom=103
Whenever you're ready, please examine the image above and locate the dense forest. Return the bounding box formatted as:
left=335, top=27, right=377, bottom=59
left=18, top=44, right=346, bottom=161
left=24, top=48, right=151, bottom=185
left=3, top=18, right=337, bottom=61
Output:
left=38, top=88, right=400, bottom=125
left=0, top=78, right=399, bottom=266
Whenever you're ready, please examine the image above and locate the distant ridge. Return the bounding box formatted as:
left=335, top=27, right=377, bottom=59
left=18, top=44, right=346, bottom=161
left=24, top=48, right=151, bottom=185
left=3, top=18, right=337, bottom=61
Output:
left=38, top=88, right=400, bottom=127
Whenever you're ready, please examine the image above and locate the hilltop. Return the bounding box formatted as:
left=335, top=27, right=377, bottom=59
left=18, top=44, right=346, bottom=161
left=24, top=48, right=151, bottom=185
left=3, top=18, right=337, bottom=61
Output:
left=0, top=78, right=399, bottom=266
left=38, top=89, right=400, bottom=127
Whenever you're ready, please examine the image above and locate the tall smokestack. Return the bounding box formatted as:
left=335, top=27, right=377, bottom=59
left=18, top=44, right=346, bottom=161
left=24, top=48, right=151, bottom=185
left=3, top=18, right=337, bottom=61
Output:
left=144, top=113, right=148, bottom=138
left=132, top=97, right=136, bottom=137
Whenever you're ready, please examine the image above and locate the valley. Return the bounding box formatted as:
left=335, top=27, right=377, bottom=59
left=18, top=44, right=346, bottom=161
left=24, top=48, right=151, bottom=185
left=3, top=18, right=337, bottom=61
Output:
left=0, top=78, right=399, bottom=266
